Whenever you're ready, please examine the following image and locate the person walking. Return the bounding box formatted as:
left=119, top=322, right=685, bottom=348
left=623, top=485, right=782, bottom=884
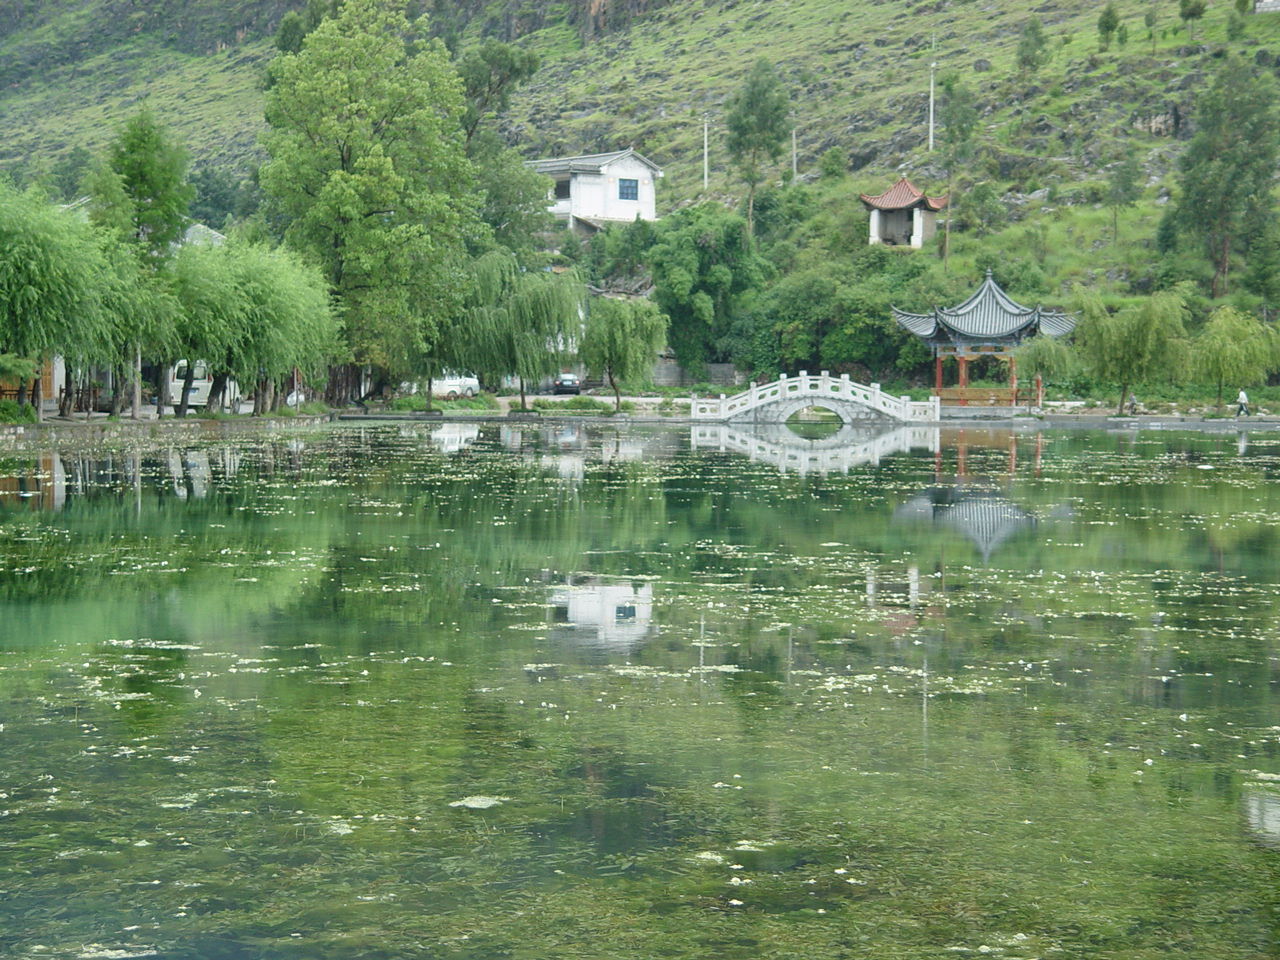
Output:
left=1236, top=389, right=1250, bottom=418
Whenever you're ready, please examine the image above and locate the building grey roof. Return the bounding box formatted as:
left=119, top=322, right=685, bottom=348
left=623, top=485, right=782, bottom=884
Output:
left=526, top=147, right=662, bottom=177
left=892, top=270, right=1076, bottom=346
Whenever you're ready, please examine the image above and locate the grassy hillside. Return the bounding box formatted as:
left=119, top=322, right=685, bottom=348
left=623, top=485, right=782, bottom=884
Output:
left=0, top=0, right=1274, bottom=276
left=1, top=0, right=1278, bottom=227
left=507, top=0, right=1280, bottom=206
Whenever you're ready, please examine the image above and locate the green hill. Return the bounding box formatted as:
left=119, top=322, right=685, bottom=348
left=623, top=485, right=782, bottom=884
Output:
left=3, top=0, right=1279, bottom=202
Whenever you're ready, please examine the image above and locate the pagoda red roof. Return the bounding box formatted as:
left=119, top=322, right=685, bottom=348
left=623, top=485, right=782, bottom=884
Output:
left=860, top=177, right=948, bottom=211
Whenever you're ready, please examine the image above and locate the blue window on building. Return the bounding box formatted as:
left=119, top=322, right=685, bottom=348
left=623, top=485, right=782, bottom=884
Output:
left=618, top=178, right=639, bottom=201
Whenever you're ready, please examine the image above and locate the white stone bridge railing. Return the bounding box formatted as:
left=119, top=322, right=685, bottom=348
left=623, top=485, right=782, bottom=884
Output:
left=691, top=372, right=940, bottom=424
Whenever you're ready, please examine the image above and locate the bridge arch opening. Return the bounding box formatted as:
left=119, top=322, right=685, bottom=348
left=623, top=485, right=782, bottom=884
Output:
left=784, top=405, right=844, bottom=440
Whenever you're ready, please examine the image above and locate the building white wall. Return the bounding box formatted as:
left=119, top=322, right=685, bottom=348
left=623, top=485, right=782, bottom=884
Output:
left=567, top=155, right=659, bottom=223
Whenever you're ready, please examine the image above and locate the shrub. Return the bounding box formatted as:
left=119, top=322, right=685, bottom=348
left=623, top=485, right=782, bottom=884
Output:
left=0, top=399, right=37, bottom=423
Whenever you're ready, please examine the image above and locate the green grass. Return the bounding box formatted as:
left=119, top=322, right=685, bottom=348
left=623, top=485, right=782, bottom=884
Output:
left=532, top=395, right=634, bottom=415
left=388, top=393, right=500, bottom=412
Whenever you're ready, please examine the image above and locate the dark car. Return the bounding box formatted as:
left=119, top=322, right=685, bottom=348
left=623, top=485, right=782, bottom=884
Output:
left=552, top=373, right=581, bottom=395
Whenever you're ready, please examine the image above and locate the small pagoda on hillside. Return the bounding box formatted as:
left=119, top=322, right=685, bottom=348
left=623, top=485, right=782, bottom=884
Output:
left=893, top=270, right=1076, bottom=405
left=860, top=177, right=948, bottom=248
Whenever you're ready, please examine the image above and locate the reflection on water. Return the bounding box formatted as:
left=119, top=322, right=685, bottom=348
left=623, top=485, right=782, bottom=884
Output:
left=1, top=423, right=1279, bottom=960
left=690, top=422, right=939, bottom=473
left=547, top=575, right=656, bottom=652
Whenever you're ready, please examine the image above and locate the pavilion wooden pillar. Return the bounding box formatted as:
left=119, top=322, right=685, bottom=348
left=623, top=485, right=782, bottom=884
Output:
left=934, top=355, right=944, bottom=392
left=1009, top=355, right=1017, bottom=408
left=957, top=354, right=969, bottom=405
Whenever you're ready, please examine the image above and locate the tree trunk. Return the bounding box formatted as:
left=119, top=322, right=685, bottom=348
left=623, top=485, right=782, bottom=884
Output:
left=16, top=380, right=27, bottom=407
left=32, top=375, right=42, bottom=422
left=156, top=367, right=171, bottom=418
left=177, top=368, right=196, bottom=418
left=425, top=374, right=434, bottom=412
left=1116, top=382, right=1130, bottom=417
left=207, top=372, right=230, bottom=413
left=519, top=377, right=527, bottom=411
left=59, top=382, right=73, bottom=418
left=130, top=345, right=142, bottom=420
left=609, top=369, right=620, bottom=412
left=1217, top=376, right=1224, bottom=414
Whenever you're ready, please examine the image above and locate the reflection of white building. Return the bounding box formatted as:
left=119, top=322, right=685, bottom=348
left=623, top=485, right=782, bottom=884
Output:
left=1244, top=786, right=1280, bottom=849
left=526, top=148, right=662, bottom=235
left=548, top=578, right=655, bottom=649
left=428, top=423, right=481, bottom=454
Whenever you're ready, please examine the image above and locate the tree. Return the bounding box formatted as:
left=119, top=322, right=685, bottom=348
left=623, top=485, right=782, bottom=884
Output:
left=456, top=40, right=540, bottom=149
left=646, top=204, right=763, bottom=375
left=1145, top=6, right=1158, bottom=54
left=1105, top=152, right=1142, bottom=244
left=1171, top=56, right=1279, bottom=297
left=1196, top=305, right=1276, bottom=410
left=167, top=240, right=336, bottom=416
left=1098, top=3, right=1120, bottom=49
left=101, top=110, right=193, bottom=263
left=1073, top=285, right=1190, bottom=414
left=461, top=249, right=584, bottom=410
left=0, top=183, right=112, bottom=415
left=261, top=0, right=479, bottom=401
left=1180, top=0, right=1207, bottom=38
left=456, top=40, right=552, bottom=267
left=88, top=109, right=192, bottom=416
left=939, top=74, right=979, bottom=267
left=579, top=297, right=667, bottom=411
left=725, top=59, right=790, bottom=235
left=1016, top=18, right=1050, bottom=74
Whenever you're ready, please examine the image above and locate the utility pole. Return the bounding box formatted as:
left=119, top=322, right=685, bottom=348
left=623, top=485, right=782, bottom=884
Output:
left=928, top=34, right=937, bottom=152
left=703, top=113, right=710, bottom=192
left=928, top=62, right=937, bottom=151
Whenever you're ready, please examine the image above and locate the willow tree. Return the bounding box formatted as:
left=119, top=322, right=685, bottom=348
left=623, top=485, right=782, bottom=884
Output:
left=219, top=243, right=336, bottom=415
left=0, top=183, right=111, bottom=417
left=462, top=250, right=583, bottom=411
left=167, top=240, right=335, bottom=415
left=1196, top=305, right=1276, bottom=412
left=580, top=297, right=668, bottom=411
left=1073, top=285, right=1190, bottom=415
left=261, top=0, right=478, bottom=402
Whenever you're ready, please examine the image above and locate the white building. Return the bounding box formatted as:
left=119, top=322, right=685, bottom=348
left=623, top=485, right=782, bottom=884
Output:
left=526, top=148, right=662, bottom=235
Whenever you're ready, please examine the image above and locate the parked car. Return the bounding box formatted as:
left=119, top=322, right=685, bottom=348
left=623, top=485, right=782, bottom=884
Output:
left=552, top=372, right=581, bottom=395
left=430, top=372, right=480, bottom=399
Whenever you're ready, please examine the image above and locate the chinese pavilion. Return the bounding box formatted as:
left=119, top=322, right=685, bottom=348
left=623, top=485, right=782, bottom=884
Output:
left=859, top=177, right=948, bottom=248
left=892, top=270, right=1076, bottom=403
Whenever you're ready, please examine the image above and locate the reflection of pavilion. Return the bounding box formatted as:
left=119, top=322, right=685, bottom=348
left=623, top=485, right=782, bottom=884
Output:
left=690, top=424, right=940, bottom=475
left=548, top=577, right=655, bottom=651
left=894, top=487, right=1038, bottom=563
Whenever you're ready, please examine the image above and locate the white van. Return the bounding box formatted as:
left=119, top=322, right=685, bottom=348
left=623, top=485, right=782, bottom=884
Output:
left=169, top=361, right=240, bottom=409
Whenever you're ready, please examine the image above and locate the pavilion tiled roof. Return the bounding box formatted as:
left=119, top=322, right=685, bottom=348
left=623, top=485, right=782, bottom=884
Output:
left=892, top=270, right=1076, bottom=346
left=860, top=177, right=948, bottom=211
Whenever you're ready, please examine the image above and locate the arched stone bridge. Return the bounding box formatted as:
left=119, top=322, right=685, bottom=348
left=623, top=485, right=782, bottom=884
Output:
left=691, top=372, right=940, bottom=423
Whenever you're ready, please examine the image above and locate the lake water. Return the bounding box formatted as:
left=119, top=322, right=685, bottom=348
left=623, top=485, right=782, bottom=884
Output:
left=0, top=422, right=1277, bottom=959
